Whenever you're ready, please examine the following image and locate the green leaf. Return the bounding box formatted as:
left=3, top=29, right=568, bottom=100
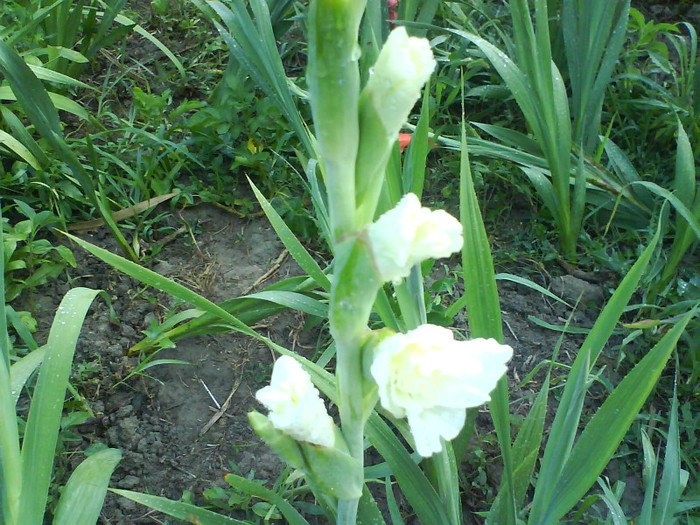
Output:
left=596, top=476, right=629, bottom=525
left=224, top=474, right=310, bottom=525
left=435, top=438, right=461, bottom=525
left=18, top=288, right=101, bottom=525
left=542, top=308, right=695, bottom=523
left=653, top=382, right=681, bottom=524
left=244, top=290, right=327, bottom=318
left=488, top=371, right=549, bottom=524
left=459, top=121, right=515, bottom=523
left=194, top=0, right=312, bottom=156
left=9, top=347, right=45, bottom=406
left=0, top=38, right=136, bottom=261
left=249, top=179, right=330, bottom=291
left=357, top=485, right=387, bottom=525
left=111, top=489, right=249, bottom=524
left=114, top=15, right=185, bottom=78
left=364, top=413, right=451, bottom=524
left=0, top=129, right=40, bottom=169
left=0, top=207, right=21, bottom=525
left=528, top=224, right=661, bottom=524
left=54, top=448, right=122, bottom=525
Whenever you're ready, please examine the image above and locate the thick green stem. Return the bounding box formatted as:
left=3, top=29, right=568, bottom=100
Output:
left=338, top=497, right=360, bottom=525
left=308, top=0, right=367, bottom=239
left=329, top=237, right=381, bottom=523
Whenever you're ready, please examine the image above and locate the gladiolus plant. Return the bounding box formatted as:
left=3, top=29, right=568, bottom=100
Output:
left=249, top=3, right=512, bottom=523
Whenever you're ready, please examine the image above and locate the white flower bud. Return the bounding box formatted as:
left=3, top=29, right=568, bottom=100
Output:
left=363, top=26, right=436, bottom=139
left=256, top=356, right=335, bottom=448
left=367, top=193, right=463, bottom=283
left=369, top=325, right=512, bottom=457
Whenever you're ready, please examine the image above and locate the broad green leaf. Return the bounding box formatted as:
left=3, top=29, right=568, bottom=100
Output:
left=64, top=233, right=267, bottom=342
left=27, top=64, right=91, bottom=87
left=54, top=448, right=122, bottom=525
left=0, top=129, right=40, bottom=169
left=19, top=288, right=101, bottom=525
left=111, top=489, right=248, bottom=524
left=46, top=45, right=88, bottom=63
left=244, top=291, right=327, bottom=318
left=0, top=87, right=89, bottom=120
left=357, top=485, right=387, bottom=525
left=0, top=106, right=49, bottom=167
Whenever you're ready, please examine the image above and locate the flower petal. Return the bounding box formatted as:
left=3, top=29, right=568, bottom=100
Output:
left=369, top=324, right=512, bottom=456
left=255, top=356, right=336, bottom=447
left=407, top=406, right=466, bottom=457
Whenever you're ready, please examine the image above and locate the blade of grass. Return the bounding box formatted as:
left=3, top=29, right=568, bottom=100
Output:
left=357, top=485, right=387, bottom=525
left=596, top=477, right=629, bottom=525
left=364, top=413, right=451, bottom=524
left=9, top=348, right=46, bottom=406
left=487, top=370, right=549, bottom=524
left=114, top=14, right=185, bottom=78
left=653, top=378, right=681, bottom=524
left=194, top=0, right=313, bottom=156
left=110, top=489, right=250, bottom=525
left=249, top=179, right=330, bottom=291
left=0, top=38, right=136, bottom=261
left=435, top=437, right=461, bottom=525
left=0, top=204, right=21, bottom=525
left=403, top=87, right=431, bottom=199
left=224, top=474, right=310, bottom=525
left=638, top=428, right=658, bottom=525
left=563, top=0, right=630, bottom=153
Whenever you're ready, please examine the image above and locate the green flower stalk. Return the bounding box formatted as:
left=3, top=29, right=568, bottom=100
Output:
left=307, top=0, right=367, bottom=239
left=251, top=6, right=512, bottom=525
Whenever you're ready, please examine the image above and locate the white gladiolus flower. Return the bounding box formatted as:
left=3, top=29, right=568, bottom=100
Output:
left=369, top=325, right=513, bottom=457
left=256, top=356, right=335, bottom=448
left=363, top=26, right=436, bottom=138
left=368, top=193, right=463, bottom=283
